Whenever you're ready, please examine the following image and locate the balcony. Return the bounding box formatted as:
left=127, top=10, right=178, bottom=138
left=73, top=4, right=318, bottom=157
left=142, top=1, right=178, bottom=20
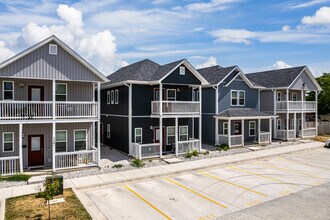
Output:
left=0, top=101, right=97, bottom=120
left=151, top=101, right=200, bottom=115
left=276, top=101, right=316, bottom=111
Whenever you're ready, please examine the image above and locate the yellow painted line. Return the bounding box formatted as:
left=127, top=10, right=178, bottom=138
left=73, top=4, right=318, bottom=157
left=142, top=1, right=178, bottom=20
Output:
left=254, top=162, right=323, bottom=180
left=199, top=172, right=267, bottom=197
left=165, top=178, right=227, bottom=208
left=124, top=185, right=172, bottom=220
left=229, top=166, right=295, bottom=185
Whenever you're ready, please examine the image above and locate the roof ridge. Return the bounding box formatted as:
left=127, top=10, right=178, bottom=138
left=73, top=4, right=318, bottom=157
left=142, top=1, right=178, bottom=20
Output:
left=247, top=66, right=306, bottom=75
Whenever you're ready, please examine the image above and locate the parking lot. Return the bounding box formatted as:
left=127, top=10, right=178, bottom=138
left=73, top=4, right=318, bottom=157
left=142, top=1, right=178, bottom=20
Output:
left=78, top=148, right=330, bottom=220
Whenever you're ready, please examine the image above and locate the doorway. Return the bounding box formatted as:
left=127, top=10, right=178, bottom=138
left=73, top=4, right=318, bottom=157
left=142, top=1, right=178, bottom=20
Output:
left=28, top=86, right=44, bottom=101
left=28, top=134, right=44, bottom=167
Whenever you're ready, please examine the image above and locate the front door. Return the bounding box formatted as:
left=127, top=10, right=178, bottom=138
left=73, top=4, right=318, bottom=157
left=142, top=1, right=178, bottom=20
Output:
left=28, top=134, right=44, bottom=167
left=154, top=127, right=165, bottom=145
left=28, top=86, right=44, bottom=101
left=234, top=122, right=242, bottom=135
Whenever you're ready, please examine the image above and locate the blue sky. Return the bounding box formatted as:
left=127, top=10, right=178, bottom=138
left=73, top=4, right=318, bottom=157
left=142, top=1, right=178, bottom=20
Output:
left=0, top=0, right=329, bottom=76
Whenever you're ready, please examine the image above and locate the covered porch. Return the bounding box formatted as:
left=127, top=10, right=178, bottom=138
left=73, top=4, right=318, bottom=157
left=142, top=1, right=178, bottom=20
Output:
left=215, top=108, right=275, bottom=147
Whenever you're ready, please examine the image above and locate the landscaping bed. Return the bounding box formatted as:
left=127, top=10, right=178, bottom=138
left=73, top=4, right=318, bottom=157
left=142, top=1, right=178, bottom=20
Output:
left=5, top=189, right=91, bottom=220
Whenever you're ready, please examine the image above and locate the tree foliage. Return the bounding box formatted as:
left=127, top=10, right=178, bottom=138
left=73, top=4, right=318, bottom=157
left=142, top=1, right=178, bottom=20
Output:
left=316, top=73, right=330, bottom=115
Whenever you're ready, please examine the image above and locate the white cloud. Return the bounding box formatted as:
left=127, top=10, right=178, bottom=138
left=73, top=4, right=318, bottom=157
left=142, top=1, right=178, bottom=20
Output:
left=196, top=56, right=217, bottom=68
left=284, top=0, right=330, bottom=9
left=210, top=29, right=256, bottom=44
left=0, top=41, right=15, bottom=61
left=273, top=61, right=292, bottom=69
left=184, top=0, right=240, bottom=13
left=152, top=0, right=170, bottom=4
left=301, top=6, right=330, bottom=25
left=282, top=25, right=291, bottom=32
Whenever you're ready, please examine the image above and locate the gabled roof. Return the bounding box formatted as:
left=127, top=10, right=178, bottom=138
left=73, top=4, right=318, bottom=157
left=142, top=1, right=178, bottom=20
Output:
left=107, top=58, right=208, bottom=86
left=246, top=66, right=306, bottom=88
left=197, top=65, right=237, bottom=85
left=0, top=35, right=108, bottom=82
left=214, top=108, right=275, bottom=119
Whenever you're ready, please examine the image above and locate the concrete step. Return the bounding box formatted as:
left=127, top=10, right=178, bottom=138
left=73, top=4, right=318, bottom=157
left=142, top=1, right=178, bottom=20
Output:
left=163, top=158, right=184, bottom=164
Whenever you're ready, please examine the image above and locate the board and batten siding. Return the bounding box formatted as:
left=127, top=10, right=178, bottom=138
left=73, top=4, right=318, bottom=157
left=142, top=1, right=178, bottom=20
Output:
left=0, top=78, right=93, bottom=101
left=162, top=65, right=201, bottom=85
left=0, top=40, right=101, bottom=82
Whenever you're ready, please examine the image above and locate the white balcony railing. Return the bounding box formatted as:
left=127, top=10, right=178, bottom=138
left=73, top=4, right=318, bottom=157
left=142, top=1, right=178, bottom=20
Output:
left=305, top=121, right=316, bottom=128
left=177, top=139, right=200, bottom=154
left=276, top=101, right=316, bottom=111
left=299, top=128, right=317, bottom=137
left=276, top=130, right=295, bottom=140
left=0, top=101, right=97, bottom=120
left=151, top=101, right=200, bottom=115
left=129, top=143, right=161, bottom=159
left=218, top=135, right=243, bottom=147
left=0, top=156, right=20, bottom=176
left=54, top=150, right=98, bottom=170
left=259, top=131, right=271, bottom=143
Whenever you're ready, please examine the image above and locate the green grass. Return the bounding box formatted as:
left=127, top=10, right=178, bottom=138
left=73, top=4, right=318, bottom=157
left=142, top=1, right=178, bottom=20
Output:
left=0, top=173, right=31, bottom=182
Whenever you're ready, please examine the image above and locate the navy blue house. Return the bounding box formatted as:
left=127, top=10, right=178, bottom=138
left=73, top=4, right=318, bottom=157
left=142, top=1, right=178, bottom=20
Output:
left=101, top=59, right=208, bottom=159
left=198, top=65, right=275, bottom=147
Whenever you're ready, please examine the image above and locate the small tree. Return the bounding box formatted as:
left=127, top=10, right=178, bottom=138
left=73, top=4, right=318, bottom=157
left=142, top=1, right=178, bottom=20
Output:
left=36, top=178, right=61, bottom=220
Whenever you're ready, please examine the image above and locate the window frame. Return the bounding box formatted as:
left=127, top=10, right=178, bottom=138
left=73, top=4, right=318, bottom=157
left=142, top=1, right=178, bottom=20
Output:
left=166, top=89, right=176, bottom=101
left=179, top=126, right=188, bottom=141
left=135, top=128, right=142, bottom=144
left=292, top=92, right=297, bottom=101
left=277, top=92, right=281, bottom=102
left=2, top=132, right=14, bottom=152
left=107, top=124, right=111, bottom=138
left=3, top=81, right=14, bottom=100
left=223, top=122, right=228, bottom=135
left=115, top=89, right=119, bottom=104
left=74, top=129, right=87, bottom=151
left=49, top=44, right=58, bottom=55
left=55, top=83, right=67, bottom=101
left=179, top=66, right=185, bottom=75
left=55, top=130, right=67, bottom=152
left=277, top=119, right=281, bottom=130
left=238, top=90, right=245, bottom=106
left=249, top=121, right=256, bottom=137
left=166, top=126, right=175, bottom=145
left=107, top=91, right=110, bottom=104
left=111, top=90, right=114, bottom=104
left=231, top=90, right=245, bottom=106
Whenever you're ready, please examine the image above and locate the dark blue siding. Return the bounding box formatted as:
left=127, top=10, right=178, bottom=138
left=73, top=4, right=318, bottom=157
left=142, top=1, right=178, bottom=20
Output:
left=202, top=87, right=215, bottom=113
left=202, top=114, right=215, bottom=144
left=162, top=65, right=201, bottom=85
left=101, top=85, right=128, bottom=115
left=132, top=85, right=153, bottom=116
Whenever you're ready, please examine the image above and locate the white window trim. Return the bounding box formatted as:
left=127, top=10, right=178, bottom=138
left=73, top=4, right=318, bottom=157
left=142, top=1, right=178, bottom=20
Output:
left=3, top=81, right=14, bottom=100
left=292, top=92, right=297, bottom=101
left=55, top=83, right=67, bottom=101
left=166, top=89, right=176, bottom=101
left=49, top=44, right=58, bottom=55
left=135, top=128, right=142, bottom=144
left=231, top=90, right=245, bottom=106
left=223, top=122, right=228, bottom=135
left=166, top=126, right=175, bottom=145
left=107, top=91, right=110, bottom=104
left=107, top=124, right=111, bottom=138
left=3, top=132, right=14, bottom=152
left=277, top=119, right=281, bottom=130
left=277, top=92, right=281, bottom=101
left=111, top=90, right=114, bottom=104
left=249, top=121, right=256, bottom=137
left=115, top=89, right=119, bottom=104
left=179, top=125, right=188, bottom=141
left=55, top=130, right=67, bottom=152
left=74, top=129, right=87, bottom=151
left=179, top=66, right=185, bottom=75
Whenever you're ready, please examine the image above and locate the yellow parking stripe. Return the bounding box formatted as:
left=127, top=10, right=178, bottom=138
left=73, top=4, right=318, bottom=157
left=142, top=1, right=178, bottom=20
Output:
left=165, top=178, right=228, bottom=208
left=124, top=185, right=172, bottom=220
left=229, top=166, right=295, bottom=185
left=199, top=172, right=267, bottom=197
left=254, top=162, right=323, bottom=180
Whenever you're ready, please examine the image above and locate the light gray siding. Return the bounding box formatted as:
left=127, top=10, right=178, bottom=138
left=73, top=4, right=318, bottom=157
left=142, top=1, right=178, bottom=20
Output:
left=290, top=71, right=318, bottom=91
left=0, top=40, right=101, bottom=82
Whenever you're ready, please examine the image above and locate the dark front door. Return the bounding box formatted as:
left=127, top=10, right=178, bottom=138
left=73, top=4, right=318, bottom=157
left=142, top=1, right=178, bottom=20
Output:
left=234, top=122, right=242, bottom=135
left=28, top=134, right=44, bottom=167
left=28, top=86, right=44, bottom=101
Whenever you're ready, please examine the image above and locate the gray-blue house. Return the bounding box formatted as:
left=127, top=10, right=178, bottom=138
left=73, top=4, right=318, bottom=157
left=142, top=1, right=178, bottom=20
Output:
left=198, top=65, right=275, bottom=147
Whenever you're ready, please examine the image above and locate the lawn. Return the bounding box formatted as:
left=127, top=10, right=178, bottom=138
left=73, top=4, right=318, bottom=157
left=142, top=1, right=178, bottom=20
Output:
left=5, top=189, right=91, bottom=220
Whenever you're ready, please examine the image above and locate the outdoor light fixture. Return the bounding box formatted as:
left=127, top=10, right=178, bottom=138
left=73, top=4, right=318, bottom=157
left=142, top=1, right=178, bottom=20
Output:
left=19, top=83, right=24, bottom=88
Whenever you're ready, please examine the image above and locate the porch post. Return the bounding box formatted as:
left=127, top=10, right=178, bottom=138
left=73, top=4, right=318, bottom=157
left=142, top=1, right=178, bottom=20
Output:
left=199, top=85, right=202, bottom=151
left=215, top=119, right=219, bottom=145
left=52, top=122, right=56, bottom=172
left=315, top=91, right=318, bottom=136
left=273, top=89, right=277, bottom=139
left=286, top=89, right=289, bottom=140
left=301, top=89, right=304, bottom=138
left=52, top=79, right=56, bottom=120
left=269, top=118, right=272, bottom=144
left=228, top=119, right=231, bottom=147
left=175, top=117, right=178, bottom=157
left=241, top=119, right=244, bottom=147
left=19, top=123, right=23, bottom=173
left=258, top=118, right=261, bottom=145
left=97, top=82, right=101, bottom=166
left=159, top=83, right=163, bottom=157
left=294, top=113, right=296, bottom=140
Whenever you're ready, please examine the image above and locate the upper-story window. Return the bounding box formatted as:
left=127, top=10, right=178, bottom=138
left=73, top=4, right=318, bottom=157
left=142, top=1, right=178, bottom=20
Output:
left=55, top=83, right=67, bottom=101
left=277, top=92, right=281, bottom=101
left=111, top=90, right=114, bottom=104
left=167, top=89, right=176, bottom=101
left=107, top=91, right=110, bottom=104
left=231, top=90, right=245, bottom=106
left=115, top=89, right=119, bottom=104
left=179, top=66, right=185, bottom=75
left=292, top=93, right=297, bottom=101
left=3, top=81, right=14, bottom=100
left=49, top=44, right=58, bottom=55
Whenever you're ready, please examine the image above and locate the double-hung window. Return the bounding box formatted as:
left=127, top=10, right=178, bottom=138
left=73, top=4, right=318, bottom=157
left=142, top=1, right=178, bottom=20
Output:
left=231, top=90, right=245, bottom=106
left=167, top=89, right=176, bottom=101
left=3, top=81, right=14, bottom=100
left=277, top=92, right=281, bottom=101
left=107, top=124, right=111, bottom=138
left=167, top=127, right=175, bottom=145
left=74, top=129, right=87, bottom=151
left=55, top=130, right=67, bottom=152
left=179, top=66, right=185, bottom=75
left=223, top=122, right=228, bottom=135
left=277, top=119, right=281, bottom=130
left=135, top=128, right=142, bottom=143
left=249, top=121, right=256, bottom=136
left=3, top=132, right=14, bottom=152
left=55, top=83, right=67, bottom=101
left=179, top=126, right=188, bottom=141
left=292, top=93, right=297, bottom=101
left=115, top=89, right=119, bottom=104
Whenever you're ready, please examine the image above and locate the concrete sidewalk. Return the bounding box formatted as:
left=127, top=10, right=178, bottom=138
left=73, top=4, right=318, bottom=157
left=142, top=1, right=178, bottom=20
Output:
left=0, top=141, right=324, bottom=201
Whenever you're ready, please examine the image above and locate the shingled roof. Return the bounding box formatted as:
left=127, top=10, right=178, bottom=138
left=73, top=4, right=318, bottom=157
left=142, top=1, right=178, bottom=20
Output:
left=215, top=108, right=274, bottom=119
left=197, top=65, right=237, bottom=84
left=246, top=66, right=306, bottom=88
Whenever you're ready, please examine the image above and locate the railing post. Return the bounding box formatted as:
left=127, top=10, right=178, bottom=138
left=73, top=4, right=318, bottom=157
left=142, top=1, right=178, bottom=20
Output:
left=52, top=122, right=56, bottom=172
left=241, top=119, right=244, bottom=146
left=269, top=118, right=272, bottom=144
left=258, top=118, right=261, bottom=145
left=228, top=119, right=231, bottom=147
left=199, top=85, right=202, bottom=152
left=138, top=144, right=142, bottom=159
left=315, top=91, right=318, bottom=136
left=19, top=123, right=23, bottom=173
left=175, top=117, right=178, bottom=157
left=159, top=83, right=163, bottom=158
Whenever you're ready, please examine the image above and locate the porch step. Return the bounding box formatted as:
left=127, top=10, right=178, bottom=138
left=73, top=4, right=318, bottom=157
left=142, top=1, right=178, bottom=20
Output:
left=28, top=175, right=48, bottom=185
left=163, top=158, right=184, bottom=164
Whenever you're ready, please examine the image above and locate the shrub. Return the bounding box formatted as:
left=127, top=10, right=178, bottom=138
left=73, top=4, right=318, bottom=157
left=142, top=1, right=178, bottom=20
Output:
left=217, top=144, right=229, bottom=151
left=200, top=150, right=209, bottom=155
left=185, top=151, right=193, bottom=158
left=192, top=150, right=199, bottom=157
left=112, top=164, right=123, bottom=169
left=0, top=173, right=31, bottom=182
left=131, top=158, right=145, bottom=168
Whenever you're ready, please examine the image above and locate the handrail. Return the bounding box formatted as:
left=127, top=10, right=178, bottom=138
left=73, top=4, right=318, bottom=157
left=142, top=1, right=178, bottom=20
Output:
left=0, top=156, right=19, bottom=161
left=55, top=150, right=97, bottom=156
